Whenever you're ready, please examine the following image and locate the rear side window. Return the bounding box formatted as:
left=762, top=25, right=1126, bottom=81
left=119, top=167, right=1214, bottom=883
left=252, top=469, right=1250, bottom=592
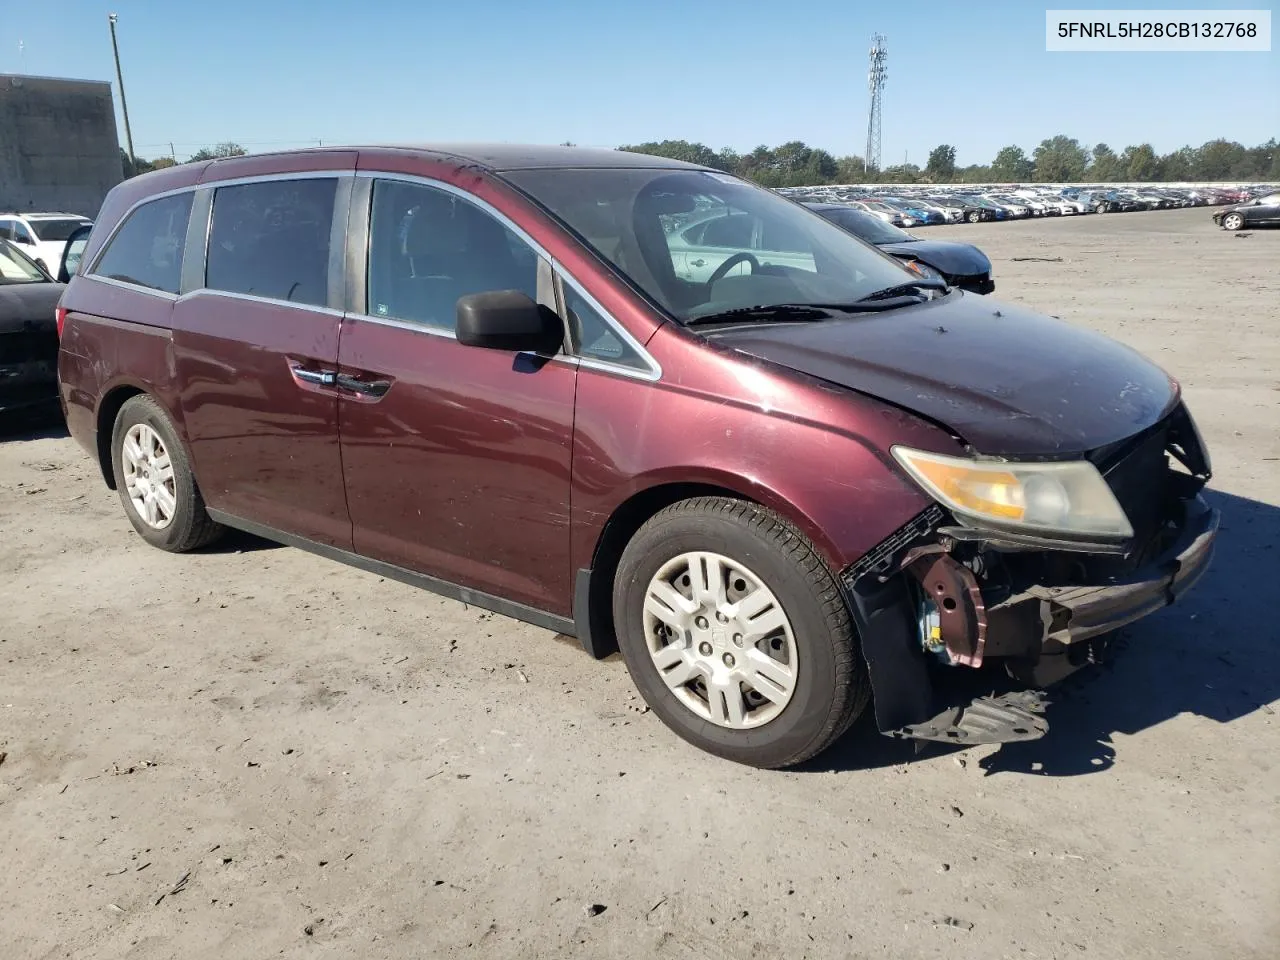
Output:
left=205, top=178, right=337, bottom=307
left=92, top=192, right=193, bottom=294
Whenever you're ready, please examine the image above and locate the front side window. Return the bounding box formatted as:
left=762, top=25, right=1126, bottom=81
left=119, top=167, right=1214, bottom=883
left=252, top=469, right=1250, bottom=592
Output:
left=367, top=179, right=538, bottom=331
left=563, top=284, right=649, bottom=372
left=206, top=178, right=337, bottom=307
left=92, top=192, right=193, bottom=294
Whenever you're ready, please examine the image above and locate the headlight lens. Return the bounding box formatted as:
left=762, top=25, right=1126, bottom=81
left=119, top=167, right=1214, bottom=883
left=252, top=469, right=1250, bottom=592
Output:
left=891, top=447, right=1134, bottom=539
left=902, top=258, right=944, bottom=282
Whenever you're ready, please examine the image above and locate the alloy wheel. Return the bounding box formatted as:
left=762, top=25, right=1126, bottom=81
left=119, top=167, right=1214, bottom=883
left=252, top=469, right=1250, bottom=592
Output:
left=122, top=423, right=177, bottom=529
left=642, top=551, right=797, bottom=729
left=1223, top=214, right=1244, bottom=231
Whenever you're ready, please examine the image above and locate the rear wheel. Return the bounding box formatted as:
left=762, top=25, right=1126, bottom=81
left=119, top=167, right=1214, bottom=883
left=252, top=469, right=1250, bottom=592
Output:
left=613, top=497, right=869, bottom=768
left=111, top=395, right=223, bottom=552
left=1222, top=213, right=1245, bottom=231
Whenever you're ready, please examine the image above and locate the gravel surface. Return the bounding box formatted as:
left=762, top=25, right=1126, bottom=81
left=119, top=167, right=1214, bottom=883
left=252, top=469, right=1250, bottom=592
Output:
left=1, top=206, right=1277, bottom=959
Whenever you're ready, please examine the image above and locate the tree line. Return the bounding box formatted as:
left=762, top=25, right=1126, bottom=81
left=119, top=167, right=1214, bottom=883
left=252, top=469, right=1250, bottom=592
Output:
left=122, top=136, right=1277, bottom=185
left=616, top=136, right=1278, bottom=185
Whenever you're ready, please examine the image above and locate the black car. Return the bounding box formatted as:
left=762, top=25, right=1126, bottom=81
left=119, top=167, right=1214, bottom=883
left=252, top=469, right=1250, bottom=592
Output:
left=925, top=195, right=995, bottom=223
left=805, top=203, right=995, bottom=294
left=0, top=238, right=66, bottom=415
left=1213, top=191, right=1280, bottom=231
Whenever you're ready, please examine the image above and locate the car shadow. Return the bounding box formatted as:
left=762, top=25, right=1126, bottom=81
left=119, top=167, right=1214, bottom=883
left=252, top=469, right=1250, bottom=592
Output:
left=801, top=488, right=1279, bottom=777
left=0, top=404, right=69, bottom=441
left=197, top=527, right=284, bottom=554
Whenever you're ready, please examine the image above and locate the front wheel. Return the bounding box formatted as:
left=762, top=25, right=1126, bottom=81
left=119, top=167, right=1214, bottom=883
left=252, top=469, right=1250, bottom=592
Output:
left=613, top=497, right=869, bottom=768
left=111, top=394, right=224, bottom=552
left=1222, top=213, right=1245, bottom=231
left=967, top=211, right=981, bottom=223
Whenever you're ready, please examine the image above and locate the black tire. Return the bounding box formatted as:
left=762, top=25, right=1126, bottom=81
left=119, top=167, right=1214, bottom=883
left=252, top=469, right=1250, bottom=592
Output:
left=111, top=394, right=223, bottom=552
left=967, top=211, right=981, bottom=223
left=1222, top=213, right=1245, bottom=231
left=613, top=497, right=869, bottom=769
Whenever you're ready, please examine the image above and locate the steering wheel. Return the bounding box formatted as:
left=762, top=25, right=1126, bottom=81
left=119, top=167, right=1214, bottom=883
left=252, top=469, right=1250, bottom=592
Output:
left=708, top=252, right=760, bottom=285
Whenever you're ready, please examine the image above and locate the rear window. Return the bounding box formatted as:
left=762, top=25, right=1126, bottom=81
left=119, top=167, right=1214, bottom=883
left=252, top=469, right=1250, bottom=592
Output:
left=92, top=192, right=193, bottom=295
left=205, top=178, right=337, bottom=307
left=28, top=218, right=89, bottom=241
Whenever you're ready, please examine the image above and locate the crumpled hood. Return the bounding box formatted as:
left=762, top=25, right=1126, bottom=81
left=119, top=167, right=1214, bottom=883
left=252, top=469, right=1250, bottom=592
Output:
left=0, top=282, right=64, bottom=334
left=877, top=239, right=991, bottom=278
left=709, top=292, right=1178, bottom=458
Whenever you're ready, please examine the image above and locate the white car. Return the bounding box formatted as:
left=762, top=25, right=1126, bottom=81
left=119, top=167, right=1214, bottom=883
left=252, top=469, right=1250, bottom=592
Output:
left=0, top=212, right=93, bottom=275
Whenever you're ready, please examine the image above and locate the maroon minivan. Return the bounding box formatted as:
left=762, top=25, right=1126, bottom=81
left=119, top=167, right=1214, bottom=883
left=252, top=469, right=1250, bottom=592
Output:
left=56, top=146, right=1217, bottom=767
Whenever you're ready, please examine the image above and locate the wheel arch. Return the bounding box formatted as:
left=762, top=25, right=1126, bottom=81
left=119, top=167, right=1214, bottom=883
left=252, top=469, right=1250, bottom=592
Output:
left=572, top=474, right=840, bottom=660
left=94, top=382, right=184, bottom=490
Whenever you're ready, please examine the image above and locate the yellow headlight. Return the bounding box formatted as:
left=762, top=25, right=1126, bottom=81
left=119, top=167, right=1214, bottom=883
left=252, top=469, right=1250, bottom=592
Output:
left=891, top=446, right=1134, bottom=539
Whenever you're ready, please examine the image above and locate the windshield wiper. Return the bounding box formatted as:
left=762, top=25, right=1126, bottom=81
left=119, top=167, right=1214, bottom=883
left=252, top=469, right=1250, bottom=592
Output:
left=685, top=299, right=932, bottom=327
left=684, top=303, right=841, bottom=326
left=855, top=279, right=948, bottom=303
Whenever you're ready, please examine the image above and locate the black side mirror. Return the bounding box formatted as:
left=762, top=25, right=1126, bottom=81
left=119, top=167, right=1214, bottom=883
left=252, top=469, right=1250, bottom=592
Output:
left=456, top=290, right=563, bottom=354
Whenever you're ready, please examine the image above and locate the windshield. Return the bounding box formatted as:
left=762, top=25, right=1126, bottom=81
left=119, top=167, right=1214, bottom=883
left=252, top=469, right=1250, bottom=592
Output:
left=816, top=207, right=912, bottom=244
left=0, top=239, right=48, bottom=282
left=28, top=218, right=89, bottom=241
left=506, top=168, right=913, bottom=323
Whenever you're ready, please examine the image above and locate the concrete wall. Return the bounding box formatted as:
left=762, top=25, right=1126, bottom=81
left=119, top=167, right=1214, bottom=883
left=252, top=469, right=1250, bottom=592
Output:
left=0, top=74, right=123, bottom=219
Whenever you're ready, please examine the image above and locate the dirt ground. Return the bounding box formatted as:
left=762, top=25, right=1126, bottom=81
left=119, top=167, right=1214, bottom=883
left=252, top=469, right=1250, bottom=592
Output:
left=1, top=206, right=1277, bottom=960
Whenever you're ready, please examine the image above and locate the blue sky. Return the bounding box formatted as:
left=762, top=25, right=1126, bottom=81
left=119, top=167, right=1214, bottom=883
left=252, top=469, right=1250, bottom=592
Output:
left=3, top=0, right=1276, bottom=164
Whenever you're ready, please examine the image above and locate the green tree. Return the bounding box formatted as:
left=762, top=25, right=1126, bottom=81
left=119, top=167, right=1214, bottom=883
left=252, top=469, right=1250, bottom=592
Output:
left=925, top=144, right=957, bottom=182
left=1032, top=136, right=1089, bottom=182
left=1088, top=143, right=1122, bottom=181
left=1157, top=146, right=1196, bottom=181
left=187, top=142, right=248, bottom=163
left=616, top=139, right=726, bottom=170
left=881, top=163, right=922, bottom=183
left=1195, top=139, right=1246, bottom=180
left=957, top=164, right=993, bottom=183
left=152, top=156, right=177, bottom=170
left=1121, top=143, right=1160, bottom=181
left=990, top=145, right=1034, bottom=181
left=834, top=155, right=867, bottom=183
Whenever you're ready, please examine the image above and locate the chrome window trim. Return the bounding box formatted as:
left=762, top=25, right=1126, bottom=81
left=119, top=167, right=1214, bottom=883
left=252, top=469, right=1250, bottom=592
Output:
left=357, top=170, right=661, bottom=382
left=175, top=287, right=346, bottom=317
left=353, top=170, right=552, bottom=263
left=81, top=273, right=179, bottom=301
left=199, top=169, right=355, bottom=190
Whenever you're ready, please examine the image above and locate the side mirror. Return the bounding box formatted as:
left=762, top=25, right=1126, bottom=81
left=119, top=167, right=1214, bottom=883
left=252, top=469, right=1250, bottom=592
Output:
left=13, top=234, right=32, bottom=244
left=456, top=290, right=563, bottom=355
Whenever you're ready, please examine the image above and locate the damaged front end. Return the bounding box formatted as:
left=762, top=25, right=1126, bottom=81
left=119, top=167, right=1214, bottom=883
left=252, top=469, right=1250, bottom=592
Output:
left=843, top=403, right=1219, bottom=746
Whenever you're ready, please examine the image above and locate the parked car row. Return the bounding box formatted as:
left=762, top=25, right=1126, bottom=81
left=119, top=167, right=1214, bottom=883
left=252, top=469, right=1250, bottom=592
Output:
left=777, top=183, right=1279, bottom=225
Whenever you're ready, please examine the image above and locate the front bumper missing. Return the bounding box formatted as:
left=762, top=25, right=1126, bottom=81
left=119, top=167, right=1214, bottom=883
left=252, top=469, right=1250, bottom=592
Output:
left=843, top=495, right=1219, bottom=745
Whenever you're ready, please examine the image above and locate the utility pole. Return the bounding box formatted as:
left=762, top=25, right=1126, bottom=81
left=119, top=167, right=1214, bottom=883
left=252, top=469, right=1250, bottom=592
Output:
left=108, top=14, right=136, bottom=168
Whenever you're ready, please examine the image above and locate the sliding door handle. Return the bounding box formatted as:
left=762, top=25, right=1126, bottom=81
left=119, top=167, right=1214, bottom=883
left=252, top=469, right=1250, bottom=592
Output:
left=335, top=373, right=391, bottom=398
left=292, top=367, right=336, bottom=386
